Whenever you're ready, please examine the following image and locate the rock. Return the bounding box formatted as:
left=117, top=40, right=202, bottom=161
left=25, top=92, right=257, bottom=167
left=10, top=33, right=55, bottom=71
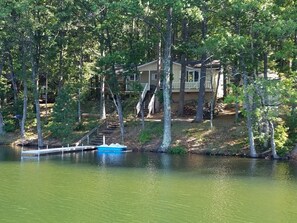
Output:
left=290, top=144, right=297, bottom=160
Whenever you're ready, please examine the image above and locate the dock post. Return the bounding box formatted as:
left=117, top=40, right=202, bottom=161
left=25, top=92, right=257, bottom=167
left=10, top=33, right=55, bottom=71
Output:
left=103, top=135, right=105, bottom=145
left=87, top=136, right=89, bottom=145
left=47, top=145, right=49, bottom=150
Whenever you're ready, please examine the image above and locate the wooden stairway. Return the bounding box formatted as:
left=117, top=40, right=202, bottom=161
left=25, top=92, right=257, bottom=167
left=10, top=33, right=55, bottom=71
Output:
left=89, top=122, right=119, bottom=146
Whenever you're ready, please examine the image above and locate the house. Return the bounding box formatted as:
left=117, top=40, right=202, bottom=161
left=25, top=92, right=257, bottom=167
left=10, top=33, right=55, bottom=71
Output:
left=126, top=59, right=224, bottom=114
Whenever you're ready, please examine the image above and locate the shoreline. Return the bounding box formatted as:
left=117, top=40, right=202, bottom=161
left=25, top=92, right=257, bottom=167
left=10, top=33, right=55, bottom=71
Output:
left=1, top=140, right=294, bottom=161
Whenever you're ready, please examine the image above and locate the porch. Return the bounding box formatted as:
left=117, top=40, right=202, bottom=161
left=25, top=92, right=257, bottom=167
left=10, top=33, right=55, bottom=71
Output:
left=126, top=80, right=213, bottom=92
left=171, top=81, right=212, bottom=92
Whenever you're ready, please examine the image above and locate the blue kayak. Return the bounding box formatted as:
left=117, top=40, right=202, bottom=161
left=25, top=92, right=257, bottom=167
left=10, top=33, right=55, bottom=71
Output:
left=97, top=143, right=127, bottom=152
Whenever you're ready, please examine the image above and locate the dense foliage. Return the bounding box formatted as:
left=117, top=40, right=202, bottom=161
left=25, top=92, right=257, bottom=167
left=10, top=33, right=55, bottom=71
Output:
left=0, top=0, right=296, bottom=156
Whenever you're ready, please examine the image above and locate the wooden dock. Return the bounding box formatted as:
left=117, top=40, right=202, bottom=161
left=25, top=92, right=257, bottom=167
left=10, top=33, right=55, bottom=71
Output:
left=21, top=145, right=97, bottom=156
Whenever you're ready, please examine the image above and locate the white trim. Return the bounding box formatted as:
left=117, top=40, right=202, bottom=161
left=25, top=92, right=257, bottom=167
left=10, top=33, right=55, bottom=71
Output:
left=138, top=60, right=193, bottom=70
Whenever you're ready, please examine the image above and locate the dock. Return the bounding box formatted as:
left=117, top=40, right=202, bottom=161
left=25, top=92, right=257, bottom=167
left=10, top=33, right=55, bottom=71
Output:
left=21, top=145, right=97, bottom=156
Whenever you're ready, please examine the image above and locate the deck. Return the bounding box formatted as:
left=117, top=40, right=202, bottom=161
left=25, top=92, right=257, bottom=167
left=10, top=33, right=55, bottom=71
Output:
left=21, top=145, right=97, bottom=156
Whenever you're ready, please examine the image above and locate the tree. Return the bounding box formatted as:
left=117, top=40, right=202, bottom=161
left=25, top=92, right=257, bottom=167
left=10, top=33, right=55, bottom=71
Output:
left=159, top=6, right=173, bottom=152
left=177, top=17, right=188, bottom=116
left=0, top=112, right=3, bottom=135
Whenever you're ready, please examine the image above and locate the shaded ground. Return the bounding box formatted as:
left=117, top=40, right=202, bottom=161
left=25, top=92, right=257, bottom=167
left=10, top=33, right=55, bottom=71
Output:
left=108, top=108, right=249, bottom=156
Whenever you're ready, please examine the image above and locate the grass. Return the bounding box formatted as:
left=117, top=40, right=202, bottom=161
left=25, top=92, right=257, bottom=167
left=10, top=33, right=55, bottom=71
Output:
left=135, top=121, right=163, bottom=145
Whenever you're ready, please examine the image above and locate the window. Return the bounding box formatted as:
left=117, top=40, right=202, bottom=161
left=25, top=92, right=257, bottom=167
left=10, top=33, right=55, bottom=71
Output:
left=186, top=70, right=200, bottom=82
left=186, top=71, right=194, bottom=82
left=151, top=71, right=158, bottom=80
left=194, top=71, right=199, bottom=82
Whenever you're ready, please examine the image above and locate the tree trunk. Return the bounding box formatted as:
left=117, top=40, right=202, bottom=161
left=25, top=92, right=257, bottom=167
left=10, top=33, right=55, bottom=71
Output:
left=178, top=53, right=186, bottom=116
left=147, top=40, right=162, bottom=116
left=108, top=87, right=123, bottom=144
left=0, top=53, right=4, bottom=77
left=178, top=18, right=188, bottom=116
left=268, top=120, right=279, bottom=159
left=7, top=52, right=18, bottom=104
left=78, top=89, right=81, bottom=123
left=20, top=44, right=28, bottom=142
left=194, top=15, right=208, bottom=123
left=140, top=99, right=145, bottom=129
left=232, top=66, right=240, bottom=123
left=78, top=48, right=83, bottom=123
left=155, top=40, right=162, bottom=113
left=243, top=67, right=257, bottom=157
left=109, top=87, right=125, bottom=143
left=0, top=112, right=4, bottom=135
left=194, top=52, right=207, bottom=122
left=115, top=94, right=125, bottom=143
left=99, top=75, right=106, bottom=120
left=45, top=73, right=48, bottom=122
left=213, top=65, right=222, bottom=107
left=21, top=78, right=28, bottom=142
left=58, top=41, right=64, bottom=94
left=235, top=93, right=239, bottom=122
left=0, top=53, right=4, bottom=134
left=223, top=69, right=227, bottom=98
left=31, top=41, right=44, bottom=148
left=263, top=52, right=268, bottom=79
left=210, top=68, right=214, bottom=129
left=159, top=7, right=173, bottom=152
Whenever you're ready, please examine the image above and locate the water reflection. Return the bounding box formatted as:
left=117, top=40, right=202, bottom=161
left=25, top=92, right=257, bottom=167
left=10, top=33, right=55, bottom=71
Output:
left=96, top=151, right=127, bottom=167
left=0, top=146, right=21, bottom=161
left=1, top=145, right=297, bottom=181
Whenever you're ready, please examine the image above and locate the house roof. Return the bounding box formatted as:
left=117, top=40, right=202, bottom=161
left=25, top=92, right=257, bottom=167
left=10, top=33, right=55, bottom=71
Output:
left=138, top=59, right=221, bottom=70
left=138, top=60, right=195, bottom=69
left=187, top=60, right=221, bottom=69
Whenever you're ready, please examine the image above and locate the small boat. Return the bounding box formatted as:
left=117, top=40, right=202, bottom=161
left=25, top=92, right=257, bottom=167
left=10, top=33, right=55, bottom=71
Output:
left=97, top=143, right=127, bottom=152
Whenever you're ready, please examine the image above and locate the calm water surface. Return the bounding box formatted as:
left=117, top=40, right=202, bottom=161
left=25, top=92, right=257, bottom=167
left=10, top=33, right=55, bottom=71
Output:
left=1, top=146, right=297, bottom=223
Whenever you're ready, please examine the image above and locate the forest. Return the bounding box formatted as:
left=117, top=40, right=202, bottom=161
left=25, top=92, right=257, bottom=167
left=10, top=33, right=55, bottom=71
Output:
left=0, top=0, right=296, bottom=158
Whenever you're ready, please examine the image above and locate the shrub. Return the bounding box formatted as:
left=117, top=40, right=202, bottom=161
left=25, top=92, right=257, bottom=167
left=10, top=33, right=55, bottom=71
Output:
left=168, top=146, right=187, bottom=155
left=4, top=119, right=17, bottom=132
left=275, top=123, right=290, bottom=156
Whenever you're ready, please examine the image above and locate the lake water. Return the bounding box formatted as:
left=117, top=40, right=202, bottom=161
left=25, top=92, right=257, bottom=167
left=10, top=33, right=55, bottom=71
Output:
left=1, top=146, right=297, bottom=223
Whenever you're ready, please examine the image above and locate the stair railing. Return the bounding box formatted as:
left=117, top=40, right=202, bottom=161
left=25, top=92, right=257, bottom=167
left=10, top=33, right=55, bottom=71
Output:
left=136, top=83, right=149, bottom=115
left=75, top=126, right=100, bottom=146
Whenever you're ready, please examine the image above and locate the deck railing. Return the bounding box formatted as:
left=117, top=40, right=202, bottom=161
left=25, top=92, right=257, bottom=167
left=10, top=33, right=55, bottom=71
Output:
left=126, top=80, right=212, bottom=92
left=172, top=81, right=212, bottom=90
